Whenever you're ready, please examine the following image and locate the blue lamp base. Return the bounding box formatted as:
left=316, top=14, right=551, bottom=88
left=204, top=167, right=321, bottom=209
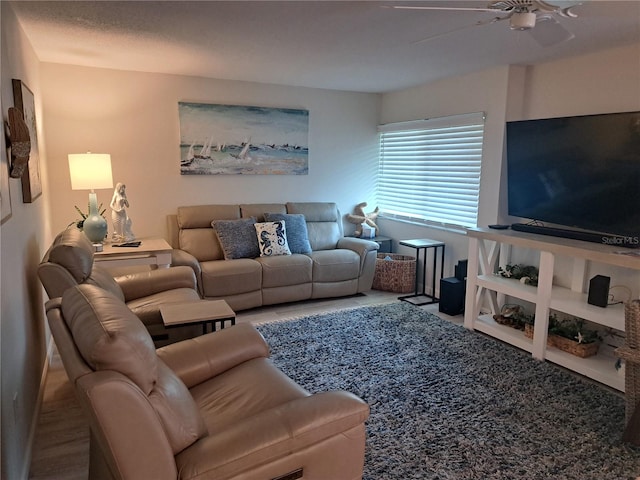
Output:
left=83, top=192, right=107, bottom=243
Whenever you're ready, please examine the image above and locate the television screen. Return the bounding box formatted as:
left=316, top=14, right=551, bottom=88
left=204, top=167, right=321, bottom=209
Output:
left=506, top=111, right=640, bottom=239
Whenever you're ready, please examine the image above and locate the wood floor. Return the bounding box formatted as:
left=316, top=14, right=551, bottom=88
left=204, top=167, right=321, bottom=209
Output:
left=28, top=290, right=450, bottom=479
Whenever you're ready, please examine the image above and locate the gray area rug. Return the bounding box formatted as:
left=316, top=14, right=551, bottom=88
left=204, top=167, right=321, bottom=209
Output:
left=256, top=302, right=640, bottom=480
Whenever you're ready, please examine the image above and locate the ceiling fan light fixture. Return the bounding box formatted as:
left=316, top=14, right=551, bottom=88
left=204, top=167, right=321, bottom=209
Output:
left=509, top=11, right=537, bottom=30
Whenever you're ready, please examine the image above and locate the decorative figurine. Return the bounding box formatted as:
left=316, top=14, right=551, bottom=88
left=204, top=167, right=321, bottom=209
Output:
left=345, top=202, right=379, bottom=237
left=110, top=182, right=134, bottom=241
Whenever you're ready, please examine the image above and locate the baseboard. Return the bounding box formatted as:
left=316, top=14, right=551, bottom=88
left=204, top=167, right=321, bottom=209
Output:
left=20, top=338, right=55, bottom=480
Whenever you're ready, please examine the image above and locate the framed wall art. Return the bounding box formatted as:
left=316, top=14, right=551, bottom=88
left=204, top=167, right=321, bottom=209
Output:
left=178, top=102, right=309, bottom=175
left=1, top=109, right=12, bottom=224
left=12, top=79, right=42, bottom=203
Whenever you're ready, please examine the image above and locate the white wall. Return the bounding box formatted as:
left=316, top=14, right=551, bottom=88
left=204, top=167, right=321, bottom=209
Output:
left=377, top=66, right=512, bottom=288
left=378, top=42, right=640, bottom=295
left=1, top=4, right=52, bottom=479
left=513, top=43, right=640, bottom=121
left=40, top=64, right=381, bottom=240
left=504, top=43, right=640, bottom=294
left=0, top=49, right=380, bottom=480
left=2, top=16, right=639, bottom=477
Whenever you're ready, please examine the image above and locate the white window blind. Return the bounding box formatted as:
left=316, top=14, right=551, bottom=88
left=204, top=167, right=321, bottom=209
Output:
left=377, top=112, right=485, bottom=229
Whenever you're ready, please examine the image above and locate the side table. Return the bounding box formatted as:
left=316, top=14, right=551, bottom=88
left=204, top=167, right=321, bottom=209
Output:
left=350, top=235, right=392, bottom=253
left=371, top=236, right=392, bottom=254
left=160, top=300, right=236, bottom=335
left=94, top=237, right=173, bottom=269
left=398, top=238, right=445, bottom=306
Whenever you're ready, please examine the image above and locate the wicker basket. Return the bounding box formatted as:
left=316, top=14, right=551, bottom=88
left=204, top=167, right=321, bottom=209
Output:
left=524, top=324, right=599, bottom=358
left=616, top=300, right=640, bottom=425
left=625, top=300, right=640, bottom=349
left=372, top=253, right=415, bottom=293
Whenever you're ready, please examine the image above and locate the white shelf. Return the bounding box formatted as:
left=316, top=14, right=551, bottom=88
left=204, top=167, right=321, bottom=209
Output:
left=476, top=314, right=624, bottom=391
left=465, top=228, right=639, bottom=392
left=549, top=286, right=625, bottom=331
left=475, top=314, right=533, bottom=353
left=545, top=344, right=624, bottom=392
left=477, top=274, right=539, bottom=303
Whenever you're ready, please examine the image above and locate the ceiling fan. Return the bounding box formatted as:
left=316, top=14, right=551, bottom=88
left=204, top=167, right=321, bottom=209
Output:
left=389, top=1, right=580, bottom=46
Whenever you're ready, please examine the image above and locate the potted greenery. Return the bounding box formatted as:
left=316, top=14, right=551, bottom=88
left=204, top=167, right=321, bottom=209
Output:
left=493, top=304, right=533, bottom=330
left=69, top=203, right=106, bottom=230
left=525, top=313, right=601, bottom=358
left=498, top=264, right=539, bottom=286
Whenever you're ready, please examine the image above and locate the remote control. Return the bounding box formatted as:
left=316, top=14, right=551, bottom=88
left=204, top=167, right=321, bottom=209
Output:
left=113, top=241, right=142, bottom=247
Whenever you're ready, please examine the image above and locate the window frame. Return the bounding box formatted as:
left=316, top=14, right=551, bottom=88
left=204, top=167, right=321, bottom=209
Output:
left=377, top=112, right=486, bottom=230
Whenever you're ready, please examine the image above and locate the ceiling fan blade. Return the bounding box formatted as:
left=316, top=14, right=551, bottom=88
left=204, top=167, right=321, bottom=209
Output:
left=387, top=5, right=500, bottom=13
left=412, top=15, right=509, bottom=45
left=530, top=0, right=578, bottom=17
left=527, top=15, right=574, bottom=47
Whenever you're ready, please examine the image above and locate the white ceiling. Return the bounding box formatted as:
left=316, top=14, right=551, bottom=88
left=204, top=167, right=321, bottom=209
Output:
left=9, top=0, right=640, bottom=93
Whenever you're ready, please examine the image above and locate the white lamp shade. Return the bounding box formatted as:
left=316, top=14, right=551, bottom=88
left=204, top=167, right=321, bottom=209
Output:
left=68, top=153, right=114, bottom=190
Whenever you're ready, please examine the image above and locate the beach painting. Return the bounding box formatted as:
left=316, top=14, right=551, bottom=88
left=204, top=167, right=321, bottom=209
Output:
left=178, top=102, right=309, bottom=175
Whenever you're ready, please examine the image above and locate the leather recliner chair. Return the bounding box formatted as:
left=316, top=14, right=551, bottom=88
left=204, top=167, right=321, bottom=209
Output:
left=46, top=284, right=369, bottom=480
left=38, top=228, right=202, bottom=345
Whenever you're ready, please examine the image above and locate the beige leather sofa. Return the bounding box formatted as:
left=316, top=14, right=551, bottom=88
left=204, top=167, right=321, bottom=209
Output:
left=38, top=228, right=201, bottom=344
left=47, top=283, right=370, bottom=480
left=168, top=202, right=379, bottom=311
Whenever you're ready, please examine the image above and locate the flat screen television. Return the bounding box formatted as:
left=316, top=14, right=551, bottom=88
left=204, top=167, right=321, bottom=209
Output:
left=506, top=111, right=640, bottom=241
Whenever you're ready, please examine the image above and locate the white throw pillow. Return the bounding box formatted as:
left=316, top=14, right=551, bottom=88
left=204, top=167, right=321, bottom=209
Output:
left=254, top=221, right=291, bottom=256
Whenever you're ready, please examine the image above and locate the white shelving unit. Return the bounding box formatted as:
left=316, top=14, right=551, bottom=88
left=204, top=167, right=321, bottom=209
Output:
left=464, top=227, right=640, bottom=392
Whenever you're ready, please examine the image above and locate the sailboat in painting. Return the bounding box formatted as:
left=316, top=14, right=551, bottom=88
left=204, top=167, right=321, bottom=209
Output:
left=195, top=136, right=213, bottom=159
left=181, top=142, right=196, bottom=166
left=232, top=137, right=251, bottom=161
left=179, top=102, right=309, bottom=175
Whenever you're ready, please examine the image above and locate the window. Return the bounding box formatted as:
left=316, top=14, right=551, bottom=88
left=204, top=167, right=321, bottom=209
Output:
left=377, top=112, right=485, bottom=229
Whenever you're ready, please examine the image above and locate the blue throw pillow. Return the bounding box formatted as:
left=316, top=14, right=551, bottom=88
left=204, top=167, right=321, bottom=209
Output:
left=211, top=218, right=260, bottom=259
left=264, top=213, right=312, bottom=254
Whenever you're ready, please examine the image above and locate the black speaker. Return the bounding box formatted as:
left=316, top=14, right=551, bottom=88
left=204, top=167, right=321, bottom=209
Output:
left=439, top=277, right=466, bottom=316
left=455, top=259, right=468, bottom=281
left=587, top=275, right=610, bottom=308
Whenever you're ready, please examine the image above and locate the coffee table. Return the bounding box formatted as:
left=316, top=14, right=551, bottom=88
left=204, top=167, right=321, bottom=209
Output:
left=160, top=300, right=236, bottom=335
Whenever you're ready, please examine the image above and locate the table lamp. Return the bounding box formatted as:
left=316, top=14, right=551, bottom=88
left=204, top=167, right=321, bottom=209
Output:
left=68, top=153, right=113, bottom=243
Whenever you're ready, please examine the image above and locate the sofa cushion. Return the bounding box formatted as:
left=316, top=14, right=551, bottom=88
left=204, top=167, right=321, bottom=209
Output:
left=264, top=213, right=312, bottom=255
left=256, top=254, right=312, bottom=288
left=240, top=203, right=286, bottom=222
left=286, top=202, right=341, bottom=251
left=212, top=218, right=260, bottom=260
left=189, top=358, right=309, bottom=433
left=86, top=265, right=126, bottom=301
left=201, top=259, right=262, bottom=297
left=180, top=228, right=223, bottom=262
left=310, top=249, right=360, bottom=282
left=149, top=360, right=208, bottom=454
left=178, top=204, right=240, bottom=228
left=178, top=205, right=241, bottom=261
left=62, top=284, right=207, bottom=455
left=126, top=288, right=201, bottom=327
left=62, top=284, right=158, bottom=394
left=255, top=221, right=291, bottom=257
left=46, top=228, right=95, bottom=283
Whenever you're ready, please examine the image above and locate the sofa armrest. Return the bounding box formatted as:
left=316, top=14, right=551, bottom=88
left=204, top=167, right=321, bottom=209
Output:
left=115, top=265, right=198, bottom=302
left=337, top=237, right=379, bottom=270
left=77, top=371, right=178, bottom=480
left=156, top=324, right=270, bottom=388
left=171, top=249, right=203, bottom=296
left=175, top=391, right=369, bottom=479
left=337, top=236, right=379, bottom=255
